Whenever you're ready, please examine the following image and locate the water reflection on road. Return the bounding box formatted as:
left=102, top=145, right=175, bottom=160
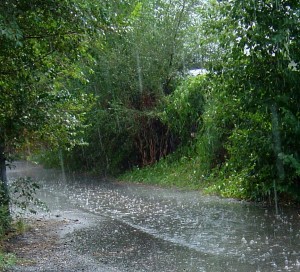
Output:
left=8, top=162, right=300, bottom=271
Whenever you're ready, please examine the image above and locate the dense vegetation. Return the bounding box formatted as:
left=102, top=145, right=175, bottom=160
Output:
left=0, top=0, right=102, bottom=238
left=1, top=0, right=300, bottom=238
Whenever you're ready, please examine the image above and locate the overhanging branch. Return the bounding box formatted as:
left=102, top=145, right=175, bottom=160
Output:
left=24, top=31, right=81, bottom=40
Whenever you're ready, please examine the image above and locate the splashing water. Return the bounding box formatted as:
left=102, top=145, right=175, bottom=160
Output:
left=8, top=162, right=300, bottom=272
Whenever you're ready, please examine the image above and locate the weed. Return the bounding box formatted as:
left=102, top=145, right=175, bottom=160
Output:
left=0, top=251, right=17, bottom=271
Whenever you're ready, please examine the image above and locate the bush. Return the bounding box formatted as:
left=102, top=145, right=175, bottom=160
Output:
left=161, top=75, right=206, bottom=145
left=0, top=206, right=11, bottom=238
left=0, top=251, right=17, bottom=271
left=9, top=177, right=48, bottom=215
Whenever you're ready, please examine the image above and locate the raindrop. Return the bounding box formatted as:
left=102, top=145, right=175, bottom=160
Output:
left=241, top=237, right=247, bottom=244
left=265, top=236, right=269, bottom=245
left=271, top=261, right=277, bottom=268
left=239, top=253, right=246, bottom=263
left=285, top=257, right=289, bottom=265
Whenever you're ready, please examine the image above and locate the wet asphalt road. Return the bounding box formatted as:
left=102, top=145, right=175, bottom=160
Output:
left=7, top=161, right=300, bottom=271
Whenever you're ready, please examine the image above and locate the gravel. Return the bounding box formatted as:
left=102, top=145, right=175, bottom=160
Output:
left=4, top=212, right=121, bottom=272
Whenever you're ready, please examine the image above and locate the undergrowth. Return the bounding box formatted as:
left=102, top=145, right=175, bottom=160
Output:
left=0, top=176, right=47, bottom=270
left=119, top=144, right=253, bottom=200
left=0, top=251, right=16, bottom=271
left=119, top=146, right=208, bottom=191
left=0, top=219, right=27, bottom=271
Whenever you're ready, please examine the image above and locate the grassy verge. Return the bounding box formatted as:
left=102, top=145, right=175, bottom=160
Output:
left=0, top=251, right=16, bottom=271
left=119, top=150, right=209, bottom=191
left=0, top=219, right=27, bottom=271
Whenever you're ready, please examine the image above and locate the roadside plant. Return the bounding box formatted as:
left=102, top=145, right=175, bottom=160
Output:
left=196, top=0, right=300, bottom=201
left=0, top=176, right=45, bottom=271
left=0, top=251, right=16, bottom=271
left=0, top=205, right=11, bottom=238
left=161, top=75, right=206, bottom=145
left=9, top=177, right=48, bottom=216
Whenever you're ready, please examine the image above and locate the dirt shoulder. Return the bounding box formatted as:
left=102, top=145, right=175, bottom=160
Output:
left=3, top=213, right=120, bottom=272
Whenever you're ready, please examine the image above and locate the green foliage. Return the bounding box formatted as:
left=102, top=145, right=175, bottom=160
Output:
left=9, top=177, right=48, bottom=215
left=1, top=0, right=299, bottom=204
left=0, top=176, right=45, bottom=271
left=195, top=0, right=300, bottom=201
left=13, top=219, right=27, bottom=234
left=0, top=176, right=46, bottom=247
left=0, top=251, right=16, bottom=271
left=0, top=205, right=11, bottom=238
left=0, top=218, right=27, bottom=262
left=61, top=0, right=203, bottom=175
left=124, top=0, right=300, bottom=202
left=120, top=145, right=204, bottom=190
left=0, top=0, right=106, bottom=207
left=82, top=0, right=300, bottom=204
left=161, top=75, right=206, bottom=144
left=193, top=75, right=235, bottom=176
left=32, top=149, right=62, bottom=169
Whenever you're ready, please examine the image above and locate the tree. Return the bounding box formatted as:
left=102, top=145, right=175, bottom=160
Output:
left=198, top=0, right=300, bottom=200
left=0, top=0, right=104, bottom=216
left=65, top=0, right=204, bottom=174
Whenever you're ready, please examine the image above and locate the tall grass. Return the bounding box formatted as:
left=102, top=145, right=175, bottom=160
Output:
left=119, top=146, right=207, bottom=190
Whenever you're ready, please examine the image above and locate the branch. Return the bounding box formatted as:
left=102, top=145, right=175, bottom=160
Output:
left=24, top=31, right=81, bottom=40
left=0, top=50, right=55, bottom=76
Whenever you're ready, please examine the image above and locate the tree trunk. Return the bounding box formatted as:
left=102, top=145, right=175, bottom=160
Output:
left=0, top=134, right=9, bottom=214
left=271, top=103, right=284, bottom=215
left=271, top=104, right=285, bottom=181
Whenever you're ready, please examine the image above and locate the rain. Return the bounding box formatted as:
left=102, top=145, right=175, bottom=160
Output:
left=8, top=161, right=300, bottom=272
left=1, top=1, right=300, bottom=271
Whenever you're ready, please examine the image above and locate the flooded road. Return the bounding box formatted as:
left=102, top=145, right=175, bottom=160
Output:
left=8, top=162, right=300, bottom=271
